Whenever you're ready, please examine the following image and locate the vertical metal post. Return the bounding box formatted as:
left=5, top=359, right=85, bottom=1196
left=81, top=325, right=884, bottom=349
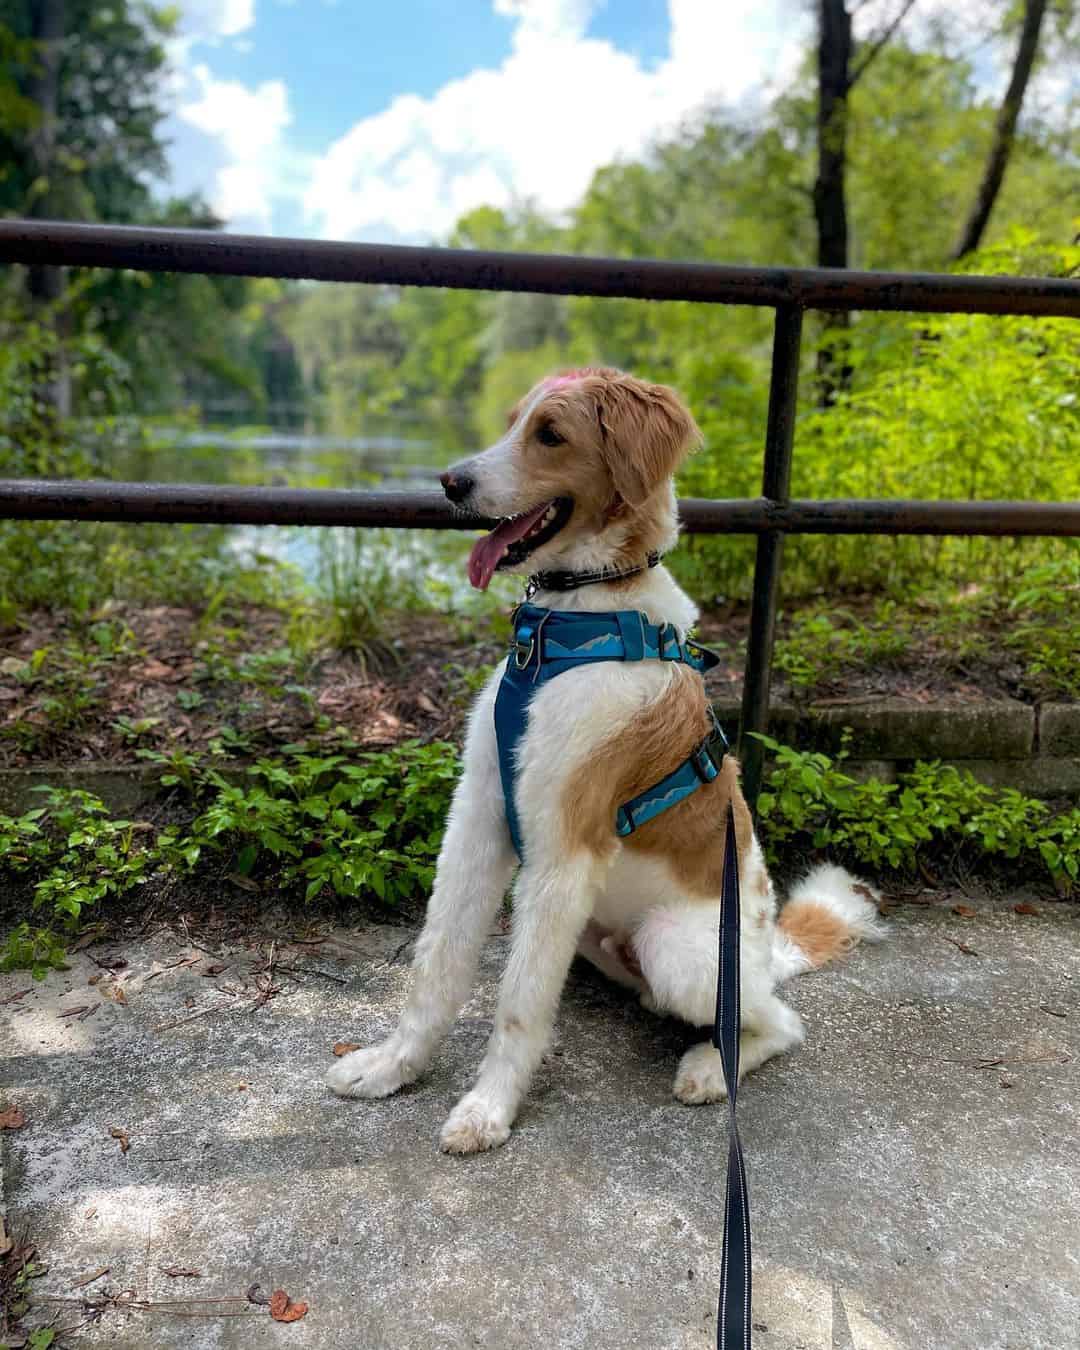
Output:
left=738, top=303, right=803, bottom=809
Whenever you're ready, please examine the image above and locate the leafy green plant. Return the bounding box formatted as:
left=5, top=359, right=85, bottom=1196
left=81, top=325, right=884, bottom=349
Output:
left=1, top=742, right=462, bottom=975
left=755, top=735, right=1080, bottom=893
left=0, top=789, right=161, bottom=978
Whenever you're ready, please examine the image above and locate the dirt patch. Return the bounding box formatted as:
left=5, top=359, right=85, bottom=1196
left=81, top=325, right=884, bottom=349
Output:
left=0, top=606, right=505, bottom=770
left=1, top=595, right=1072, bottom=772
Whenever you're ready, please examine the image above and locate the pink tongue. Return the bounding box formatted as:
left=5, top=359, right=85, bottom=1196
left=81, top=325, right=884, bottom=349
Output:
left=467, top=502, right=551, bottom=591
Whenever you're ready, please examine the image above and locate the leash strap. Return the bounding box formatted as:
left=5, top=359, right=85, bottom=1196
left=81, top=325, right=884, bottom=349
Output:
left=715, top=800, right=751, bottom=1349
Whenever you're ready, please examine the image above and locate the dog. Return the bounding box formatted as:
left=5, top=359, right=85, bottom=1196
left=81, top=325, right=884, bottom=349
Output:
left=327, top=366, right=886, bottom=1153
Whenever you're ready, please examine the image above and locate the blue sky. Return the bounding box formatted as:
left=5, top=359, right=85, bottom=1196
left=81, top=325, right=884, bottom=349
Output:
left=167, top=0, right=1061, bottom=245
left=164, top=1, right=811, bottom=242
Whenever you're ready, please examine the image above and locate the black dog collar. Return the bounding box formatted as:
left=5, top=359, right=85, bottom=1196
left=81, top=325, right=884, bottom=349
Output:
left=525, top=551, right=662, bottom=599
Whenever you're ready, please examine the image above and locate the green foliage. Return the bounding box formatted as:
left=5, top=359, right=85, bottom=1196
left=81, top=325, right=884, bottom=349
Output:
left=773, top=604, right=912, bottom=689
left=1004, top=554, right=1080, bottom=698
left=1, top=742, right=462, bottom=974
left=754, top=544, right=1080, bottom=700
left=0, top=788, right=159, bottom=978
left=755, top=735, right=1080, bottom=893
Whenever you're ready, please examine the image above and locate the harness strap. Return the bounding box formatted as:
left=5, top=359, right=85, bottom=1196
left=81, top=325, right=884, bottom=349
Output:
left=716, top=802, right=751, bottom=1349
left=615, top=716, right=727, bottom=837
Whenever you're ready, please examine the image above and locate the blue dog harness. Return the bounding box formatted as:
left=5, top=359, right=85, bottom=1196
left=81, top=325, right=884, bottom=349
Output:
left=494, top=602, right=727, bottom=859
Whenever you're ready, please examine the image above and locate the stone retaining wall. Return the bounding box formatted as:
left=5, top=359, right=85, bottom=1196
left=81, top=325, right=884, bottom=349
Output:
left=714, top=698, right=1080, bottom=798
left=2, top=699, right=1078, bottom=815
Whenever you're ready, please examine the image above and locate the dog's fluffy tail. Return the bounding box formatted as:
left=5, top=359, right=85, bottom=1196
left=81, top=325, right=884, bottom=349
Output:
left=772, top=864, right=887, bottom=983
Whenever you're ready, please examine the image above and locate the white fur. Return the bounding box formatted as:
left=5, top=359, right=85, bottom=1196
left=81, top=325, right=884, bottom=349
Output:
left=325, top=388, right=887, bottom=1150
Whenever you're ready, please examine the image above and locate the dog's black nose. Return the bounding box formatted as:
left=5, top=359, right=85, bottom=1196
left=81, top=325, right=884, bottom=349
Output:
left=440, top=471, right=474, bottom=504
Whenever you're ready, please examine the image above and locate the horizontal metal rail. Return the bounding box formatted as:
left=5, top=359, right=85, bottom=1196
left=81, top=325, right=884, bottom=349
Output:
left=2, top=219, right=1079, bottom=316
left=2, top=216, right=1078, bottom=806
left=3, top=478, right=1080, bottom=536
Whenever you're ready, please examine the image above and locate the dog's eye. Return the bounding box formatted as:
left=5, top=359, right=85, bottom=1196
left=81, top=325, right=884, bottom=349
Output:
left=536, top=424, right=564, bottom=447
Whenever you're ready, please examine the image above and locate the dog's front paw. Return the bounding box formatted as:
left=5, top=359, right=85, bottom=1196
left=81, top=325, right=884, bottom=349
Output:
left=673, top=1042, right=729, bottom=1105
left=439, top=1094, right=511, bottom=1155
left=325, top=1039, right=417, bottom=1099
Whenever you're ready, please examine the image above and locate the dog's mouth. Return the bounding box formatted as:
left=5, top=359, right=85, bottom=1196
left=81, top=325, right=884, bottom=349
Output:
left=467, top=497, right=574, bottom=591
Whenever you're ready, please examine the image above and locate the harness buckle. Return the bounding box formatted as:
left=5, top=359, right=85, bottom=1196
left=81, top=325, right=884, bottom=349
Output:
left=513, top=625, right=536, bottom=670
left=658, top=622, right=684, bottom=662
left=689, top=739, right=721, bottom=784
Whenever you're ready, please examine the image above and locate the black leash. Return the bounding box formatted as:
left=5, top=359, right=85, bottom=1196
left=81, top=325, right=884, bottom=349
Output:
left=715, top=800, right=751, bottom=1349
left=516, top=560, right=751, bottom=1341
left=525, top=550, right=662, bottom=598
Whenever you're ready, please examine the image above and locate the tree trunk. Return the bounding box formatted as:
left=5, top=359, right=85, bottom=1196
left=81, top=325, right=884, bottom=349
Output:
left=951, top=0, right=1048, bottom=262
left=26, top=0, right=70, bottom=417
left=813, top=0, right=853, bottom=404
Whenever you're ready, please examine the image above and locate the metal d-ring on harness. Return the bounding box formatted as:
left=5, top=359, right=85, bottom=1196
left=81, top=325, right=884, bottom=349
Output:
left=493, top=597, right=753, bottom=1349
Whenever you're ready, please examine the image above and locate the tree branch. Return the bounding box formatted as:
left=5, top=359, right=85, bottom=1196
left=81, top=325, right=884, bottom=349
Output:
left=951, top=0, right=1049, bottom=260
left=848, top=0, right=918, bottom=89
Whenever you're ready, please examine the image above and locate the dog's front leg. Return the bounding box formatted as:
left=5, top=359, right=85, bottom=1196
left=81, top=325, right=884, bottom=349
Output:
left=439, top=850, right=602, bottom=1154
left=327, top=678, right=517, bottom=1099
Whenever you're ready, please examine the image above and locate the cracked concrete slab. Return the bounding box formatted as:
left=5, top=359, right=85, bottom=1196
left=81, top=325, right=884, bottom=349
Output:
left=2, top=900, right=1078, bottom=1349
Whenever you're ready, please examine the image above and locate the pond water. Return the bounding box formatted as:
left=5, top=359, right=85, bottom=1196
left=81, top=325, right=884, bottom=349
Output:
left=113, top=425, right=509, bottom=611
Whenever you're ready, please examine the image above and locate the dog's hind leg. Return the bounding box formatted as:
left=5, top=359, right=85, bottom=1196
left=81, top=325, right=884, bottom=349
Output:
left=672, top=997, right=805, bottom=1104
left=439, top=849, right=605, bottom=1154
left=327, top=677, right=517, bottom=1100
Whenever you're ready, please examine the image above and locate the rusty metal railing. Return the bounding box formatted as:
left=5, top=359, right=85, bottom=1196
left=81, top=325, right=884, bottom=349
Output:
left=2, top=219, right=1079, bottom=804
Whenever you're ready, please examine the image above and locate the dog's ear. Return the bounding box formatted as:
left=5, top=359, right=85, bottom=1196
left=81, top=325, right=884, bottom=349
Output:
left=589, top=376, right=701, bottom=507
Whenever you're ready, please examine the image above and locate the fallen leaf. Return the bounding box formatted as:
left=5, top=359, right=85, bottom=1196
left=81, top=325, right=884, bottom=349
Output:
left=414, top=692, right=440, bottom=716
left=333, top=1042, right=361, bottom=1057
left=227, top=873, right=260, bottom=893
left=944, top=936, right=978, bottom=957
left=1040, top=1004, right=1068, bottom=1018
left=0, top=989, right=30, bottom=1005
left=57, top=1004, right=91, bottom=1018
left=0, top=1106, right=28, bottom=1130
left=140, top=660, right=175, bottom=680
left=269, top=1289, right=309, bottom=1323
left=1013, top=902, right=1040, bottom=916
left=108, top=1126, right=130, bottom=1154
left=102, top=983, right=128, bottom=1006
left=247, top=1283, right=271, bottom=1307
left=87, top=973, right=103, bottom=986
left=84, top=1207, right=98, bottom=1220
left=71, top=1266, right=110, bottom=1289
left=202, top=963, right=228, bottom=977
left=160, top=1265, right=201, bottom=1278
left=952, top=904, right=977, bottom=918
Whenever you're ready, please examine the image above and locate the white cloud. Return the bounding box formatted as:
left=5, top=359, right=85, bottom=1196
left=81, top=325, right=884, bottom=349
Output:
left=305, top=0, right=806, bottom=243
left=493, top=0, right=598, bottom=40
left=182, top=0, right=256, bottom=41
left=177, top=64, right=292, bottom=229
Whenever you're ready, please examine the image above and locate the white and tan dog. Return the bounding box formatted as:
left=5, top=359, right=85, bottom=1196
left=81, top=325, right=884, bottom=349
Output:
left=327, top=367, right=885, bottom=1153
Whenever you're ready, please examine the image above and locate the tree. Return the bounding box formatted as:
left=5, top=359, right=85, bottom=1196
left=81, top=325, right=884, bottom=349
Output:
left=812, top=0, right=917, bottom=401
left=951, top=0, right=1049, bottom=259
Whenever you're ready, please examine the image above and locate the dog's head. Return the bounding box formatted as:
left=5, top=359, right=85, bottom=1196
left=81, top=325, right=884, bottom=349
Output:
left=441, top=367, right=701, bottom=590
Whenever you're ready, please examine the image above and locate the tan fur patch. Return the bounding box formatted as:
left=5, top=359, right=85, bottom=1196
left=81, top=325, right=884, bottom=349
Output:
left=777, top=901, right=855, bottom=968
left=560, top=666, right=752, bottom=895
